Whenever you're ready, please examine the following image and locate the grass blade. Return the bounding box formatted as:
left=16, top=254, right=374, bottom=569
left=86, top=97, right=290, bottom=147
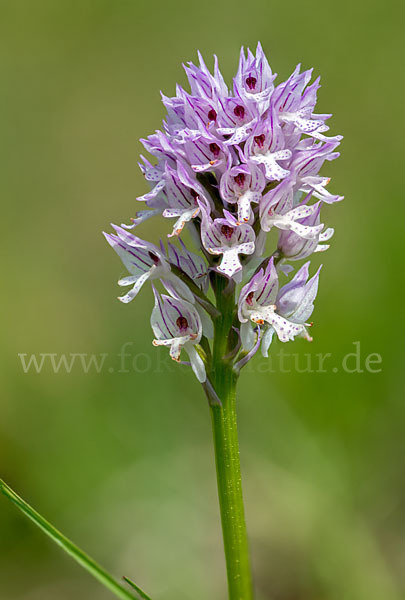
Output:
left=123, top=576, right=153, bottom=600
left=0, top=478, right=149, bottom=600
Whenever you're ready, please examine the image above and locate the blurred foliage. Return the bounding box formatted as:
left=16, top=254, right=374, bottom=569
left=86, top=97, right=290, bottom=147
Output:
left=0, top=1, right=404, bottom=599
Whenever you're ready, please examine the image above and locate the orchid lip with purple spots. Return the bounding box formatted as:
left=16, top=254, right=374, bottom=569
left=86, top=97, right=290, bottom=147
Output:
left=220, top=163, right=265, bottom=223
left=199, top=203, right=255, bottom=278
left=104, top=43, right=343, bottom=380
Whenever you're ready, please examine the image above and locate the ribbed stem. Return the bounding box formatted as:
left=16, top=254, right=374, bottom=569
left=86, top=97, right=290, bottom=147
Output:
left=209, top=275, right=254, bottom=600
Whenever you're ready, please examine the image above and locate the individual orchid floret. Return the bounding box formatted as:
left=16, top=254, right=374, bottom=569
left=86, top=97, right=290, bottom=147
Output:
left=271, top=65, right=315, bottom=118
left=161, top=162, right=208, bottom=236
left=289, top=141, right=343, bottom=203
left=216, top=97, right=258, bottom=145
left=183, top=52, right=228, bottom=104
left=121, top=156, right=168, bottom=228
left=277, top=201, right=334, bottom=260
left=123, top=202, right=167, bottom=229
left=163, top=86, right=223, bottom=141
left=298, top=174, right=343, bottom=204
left=179, top=134, right=231, bottom=175
left=238, top=258, right=320, bottom=356
left=220, top=163, right=265, bottom=223
left=245, top=110, right=292, bottom=181
left=199, top=204, right=255, bottom=278
left=182, top=92, right=225, bottom=134
left=151, top=288, right=206, bottom=383
left=162, top=88, right=210, bottom=140
left=103, top=226, right=194, bottom=304
left=166, top=238, right=209, bottom=293
left=271, top=260, right=321, bottom=344
left=140, top=130, right=179, bottom=164
left=137, top=155, right=166, bottom=202
left=271, top=65, right=342, bottom=144
left=161, top=90, right=189, bottom=137
left=234, top=42, right=276, bottom=114
left=259, top=180, right=324, bottom=239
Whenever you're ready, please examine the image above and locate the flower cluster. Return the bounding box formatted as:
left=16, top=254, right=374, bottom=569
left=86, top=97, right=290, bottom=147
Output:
left=104, top=43, right=342, bottom=385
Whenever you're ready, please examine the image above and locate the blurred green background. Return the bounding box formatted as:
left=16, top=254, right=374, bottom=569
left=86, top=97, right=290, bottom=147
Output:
left=1, top=1, right=404, bottom=599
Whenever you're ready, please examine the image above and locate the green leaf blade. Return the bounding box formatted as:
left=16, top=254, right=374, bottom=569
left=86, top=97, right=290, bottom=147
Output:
left=123, top=576, right=153, bottom=600
left=0, top=478, right=151, bottom=600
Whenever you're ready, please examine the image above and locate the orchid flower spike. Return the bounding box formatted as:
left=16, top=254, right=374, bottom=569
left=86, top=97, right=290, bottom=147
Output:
left=105, top=43, right=342, bottom=381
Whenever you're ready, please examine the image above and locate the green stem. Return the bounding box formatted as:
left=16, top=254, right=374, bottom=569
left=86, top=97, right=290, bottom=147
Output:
left=209, top=275, right=254, bottom=600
